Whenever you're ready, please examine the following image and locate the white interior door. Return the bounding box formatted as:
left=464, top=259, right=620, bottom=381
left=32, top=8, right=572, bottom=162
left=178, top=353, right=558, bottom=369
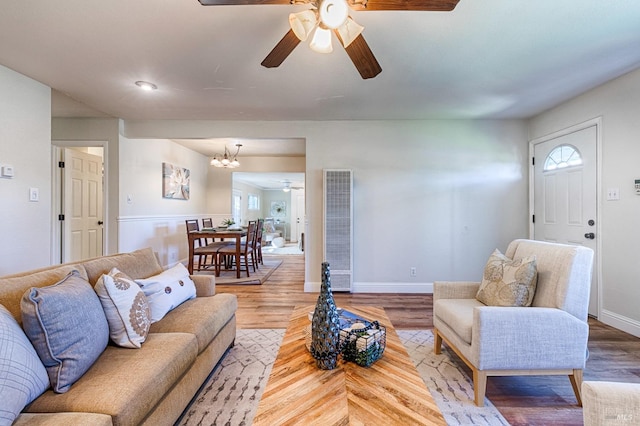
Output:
left=289, top=190, right=305, bottom=244
left=533, top=125, right=598, bottom=316
left=63, top=148, right=104, bottom=262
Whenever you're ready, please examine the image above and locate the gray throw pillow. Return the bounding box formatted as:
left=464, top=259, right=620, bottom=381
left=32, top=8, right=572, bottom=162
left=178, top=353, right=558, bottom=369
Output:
left=0, top=305, right=50, bottom=424
left=21, top=270, right=109, bottom=393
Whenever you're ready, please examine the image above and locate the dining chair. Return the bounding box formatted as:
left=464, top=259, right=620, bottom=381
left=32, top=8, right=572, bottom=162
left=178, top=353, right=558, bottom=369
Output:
left=216, top=222, right=257, bottom=278
left=185, top=219, right=207, bottom=271
left=186, top=219, right=224, bottom=272
left=255, top=218, right=264, bottom=266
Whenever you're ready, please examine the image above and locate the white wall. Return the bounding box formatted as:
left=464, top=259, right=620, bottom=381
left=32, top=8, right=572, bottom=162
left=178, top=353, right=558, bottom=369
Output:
left=0, top=65, right=51, bottom=275
left=117, top=136, right=211, bottom=266
left=529, top=68, right=640, bottom=337
left=125, top=119, right=529, bottom=292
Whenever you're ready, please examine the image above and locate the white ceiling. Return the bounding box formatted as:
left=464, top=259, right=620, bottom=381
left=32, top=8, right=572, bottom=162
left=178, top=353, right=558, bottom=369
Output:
left=233, top=172, right=305, bottom=191
left=1, top=0, right=640, bottom=124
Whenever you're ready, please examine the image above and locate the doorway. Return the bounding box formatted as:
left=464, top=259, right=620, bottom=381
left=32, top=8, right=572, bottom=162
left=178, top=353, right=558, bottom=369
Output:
left=530, top=119, right=600, bottom=317
left=52, top=143, right=106, bottom=264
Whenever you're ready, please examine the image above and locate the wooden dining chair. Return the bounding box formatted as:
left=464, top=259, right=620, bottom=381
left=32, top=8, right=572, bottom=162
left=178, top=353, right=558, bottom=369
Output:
left=216, top=222, right=257, bottom=278
left=255, top=218, right=264, bottom=266
left=186, top=219, right=224, bottom=272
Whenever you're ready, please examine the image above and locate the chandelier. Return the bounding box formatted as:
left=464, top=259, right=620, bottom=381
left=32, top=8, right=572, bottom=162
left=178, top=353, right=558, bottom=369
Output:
left=210, top=143, right=242, bottom=168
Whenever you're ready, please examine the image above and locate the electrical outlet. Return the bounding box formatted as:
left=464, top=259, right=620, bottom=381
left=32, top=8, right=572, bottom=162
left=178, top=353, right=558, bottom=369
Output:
left=410, top=267, right=417, bottom=277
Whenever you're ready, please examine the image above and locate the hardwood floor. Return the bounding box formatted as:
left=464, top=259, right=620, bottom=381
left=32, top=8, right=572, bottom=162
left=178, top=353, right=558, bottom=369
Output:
left=215, top=254, right=640, bottom=426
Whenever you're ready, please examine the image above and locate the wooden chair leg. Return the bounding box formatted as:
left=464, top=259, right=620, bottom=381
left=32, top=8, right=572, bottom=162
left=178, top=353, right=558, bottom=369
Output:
left=473, top=369, right=487, bottom=407
left=569, top=369, right=584, bottom=407
left=433, top=328, right=443, bottom=355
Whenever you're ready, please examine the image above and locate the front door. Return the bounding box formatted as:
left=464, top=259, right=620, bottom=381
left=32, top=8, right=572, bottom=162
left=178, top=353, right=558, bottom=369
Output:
left=533, top=124, right=598, bottom=316
left=63, top=148, right=104, bottom=262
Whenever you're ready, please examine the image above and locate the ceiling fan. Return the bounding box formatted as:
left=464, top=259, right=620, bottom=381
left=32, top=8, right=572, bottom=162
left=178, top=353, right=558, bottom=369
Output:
left=197, top=0, right=460, bottom=79
left=280, top=180, right=304, bottom=192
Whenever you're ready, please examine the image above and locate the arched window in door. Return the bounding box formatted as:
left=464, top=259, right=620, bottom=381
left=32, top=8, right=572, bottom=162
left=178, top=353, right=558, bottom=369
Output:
left=543, top=144, right=583, bottom=171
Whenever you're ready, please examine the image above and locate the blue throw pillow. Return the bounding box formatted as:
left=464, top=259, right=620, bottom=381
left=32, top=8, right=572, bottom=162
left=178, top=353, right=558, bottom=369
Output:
left=21, top=270, right=109, bottom=393
left=0, top=305, right=49, bottom=424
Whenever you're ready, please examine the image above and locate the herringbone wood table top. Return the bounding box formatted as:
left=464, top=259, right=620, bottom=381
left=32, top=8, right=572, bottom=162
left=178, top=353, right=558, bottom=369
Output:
left=253, top=305, right=446, bottom=426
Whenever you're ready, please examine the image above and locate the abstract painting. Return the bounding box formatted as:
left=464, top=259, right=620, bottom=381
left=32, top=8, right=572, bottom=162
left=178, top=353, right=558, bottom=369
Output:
left=162, top=162, right=190, bottom=200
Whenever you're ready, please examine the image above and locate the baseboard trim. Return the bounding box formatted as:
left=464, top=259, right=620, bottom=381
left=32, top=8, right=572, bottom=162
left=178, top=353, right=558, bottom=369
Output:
left=304, top=281, right=434, bottom=294
left=599, top=309, right=640, bottom=338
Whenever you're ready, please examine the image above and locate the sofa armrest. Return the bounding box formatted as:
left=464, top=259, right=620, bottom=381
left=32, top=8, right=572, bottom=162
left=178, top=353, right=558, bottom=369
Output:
left=473, top=307, right=589, bottom=370
left=582, top=381, right=640, bottom=426
left=190, top=275, right=216, bottom=297
left=433, top=281, right=480, bottom=301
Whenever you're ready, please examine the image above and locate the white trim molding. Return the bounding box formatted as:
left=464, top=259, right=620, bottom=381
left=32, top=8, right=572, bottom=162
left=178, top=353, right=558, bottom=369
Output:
left=600, top=309, right=640, bottom=339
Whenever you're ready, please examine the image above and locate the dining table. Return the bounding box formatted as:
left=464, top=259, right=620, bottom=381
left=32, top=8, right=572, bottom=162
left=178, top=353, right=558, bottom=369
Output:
left=187, top=228, right=247, bottom=278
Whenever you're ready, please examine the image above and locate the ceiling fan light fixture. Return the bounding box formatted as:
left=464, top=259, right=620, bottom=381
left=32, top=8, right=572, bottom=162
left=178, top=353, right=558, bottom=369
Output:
left=135, top=80, right=157, bottom=91
left=319, top=0, right=349, bottom=29
left=310, top=26, right=333, bottom=54
left=289, top=10, right=317, bottom=41
left=336, top=17, right=364, bottom=48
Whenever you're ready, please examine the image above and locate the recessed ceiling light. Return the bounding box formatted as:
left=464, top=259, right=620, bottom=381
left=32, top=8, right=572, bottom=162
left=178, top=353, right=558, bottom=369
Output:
left=135, top=81, right=157, bottom=91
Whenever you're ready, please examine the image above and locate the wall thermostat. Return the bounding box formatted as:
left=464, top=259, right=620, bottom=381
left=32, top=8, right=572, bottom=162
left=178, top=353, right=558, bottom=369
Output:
left=1, top=165, right=15, bottom=178
left=635, top=179, right=640, bottom=195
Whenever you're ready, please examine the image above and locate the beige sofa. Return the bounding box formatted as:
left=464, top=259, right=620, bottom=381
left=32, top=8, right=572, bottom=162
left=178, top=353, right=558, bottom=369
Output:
left=0, top=248, right=237, bottom=426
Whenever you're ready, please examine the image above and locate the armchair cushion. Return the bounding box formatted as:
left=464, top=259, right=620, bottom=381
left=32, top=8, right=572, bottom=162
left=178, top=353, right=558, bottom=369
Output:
left=476, top=249, right=537, bottom=307
left=434, top=298, right=484, bottom=345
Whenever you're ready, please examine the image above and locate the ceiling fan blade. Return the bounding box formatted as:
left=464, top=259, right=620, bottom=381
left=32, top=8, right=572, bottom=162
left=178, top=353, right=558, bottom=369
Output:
left=261, top=29, right=301, bottom=68
left=348, top=0, right=459, bottom=11
left=198, top=0, right=297, bottom=5
left=337, top=33, right=381, bottom=79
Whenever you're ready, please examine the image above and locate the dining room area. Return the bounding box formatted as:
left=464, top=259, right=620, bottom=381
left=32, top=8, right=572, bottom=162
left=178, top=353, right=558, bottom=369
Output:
left=185, top=217, right=294, bottom=285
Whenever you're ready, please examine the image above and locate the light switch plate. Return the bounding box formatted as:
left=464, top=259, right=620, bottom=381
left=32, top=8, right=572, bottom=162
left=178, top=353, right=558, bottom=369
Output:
left=29, top=187, right=39, bottom=202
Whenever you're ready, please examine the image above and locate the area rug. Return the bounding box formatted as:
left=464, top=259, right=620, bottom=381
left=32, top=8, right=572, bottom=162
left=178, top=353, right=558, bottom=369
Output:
left=177, top=329, right=510, bottom=426
left=262, top=243, right=303, bottom=256
left=195, top=259, right=282, bottom=285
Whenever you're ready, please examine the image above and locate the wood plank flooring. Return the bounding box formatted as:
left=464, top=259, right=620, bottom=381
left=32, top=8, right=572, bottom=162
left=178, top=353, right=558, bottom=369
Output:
left=215, top=255, right=640, bottom=426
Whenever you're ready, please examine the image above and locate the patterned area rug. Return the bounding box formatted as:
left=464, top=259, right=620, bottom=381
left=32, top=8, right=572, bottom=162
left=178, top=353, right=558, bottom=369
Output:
left=194, top=259, right=282, bottom=285
left=177, top=329, right=509, bottom=426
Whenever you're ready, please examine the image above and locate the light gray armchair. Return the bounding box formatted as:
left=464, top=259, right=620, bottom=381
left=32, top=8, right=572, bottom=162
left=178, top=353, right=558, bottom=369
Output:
left=433, top=239, right=594, bottom=406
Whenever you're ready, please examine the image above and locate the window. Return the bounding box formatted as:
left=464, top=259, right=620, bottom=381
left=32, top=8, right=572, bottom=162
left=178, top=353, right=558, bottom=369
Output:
left=248, top=193, right=260, bottom=210
left=543, top=145, right=583, bottom=171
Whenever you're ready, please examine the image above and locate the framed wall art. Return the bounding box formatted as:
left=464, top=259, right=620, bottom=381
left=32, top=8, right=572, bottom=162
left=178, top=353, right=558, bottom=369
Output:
left=271, top=201, right=286, bottom=217
left=162, top=162, right=190, bottom=200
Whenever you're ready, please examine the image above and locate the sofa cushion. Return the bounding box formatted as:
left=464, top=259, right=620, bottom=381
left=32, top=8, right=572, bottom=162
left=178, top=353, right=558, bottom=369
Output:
left=476, top=249, right=538, bottom=307
left=13, top=412, right=113, bottom=426
left=0, top=265, right=88, bottom=326
left=21, top=270, right=109, bottom=393
left=95, top=268, right=151, bottom=348
left=0, top=305, right=50, bottom=424
left=135, top=263, right=196, bottom=323
left=434, top=298, right=484, bottom=345
left=82, top=247, right=164, bottom=285
left=25, top=333, right=198, bottom=426
left=149, top=293, right=237, bottom=354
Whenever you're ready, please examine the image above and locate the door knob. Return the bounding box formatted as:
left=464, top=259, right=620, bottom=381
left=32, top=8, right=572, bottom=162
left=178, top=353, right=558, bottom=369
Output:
left=584, top=233, right=595, bottom=240
left=98, top=221, right=104, bottom=225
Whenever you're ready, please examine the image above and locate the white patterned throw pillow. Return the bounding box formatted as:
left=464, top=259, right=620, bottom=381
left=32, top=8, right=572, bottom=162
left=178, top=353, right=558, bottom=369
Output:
left=476, top=249, right=538, bottom=307
left=0, top=305, right=50, bottom=424
left=95, top=268, right=151, bottom=348
left=135, top=263, right=196, bottom=323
